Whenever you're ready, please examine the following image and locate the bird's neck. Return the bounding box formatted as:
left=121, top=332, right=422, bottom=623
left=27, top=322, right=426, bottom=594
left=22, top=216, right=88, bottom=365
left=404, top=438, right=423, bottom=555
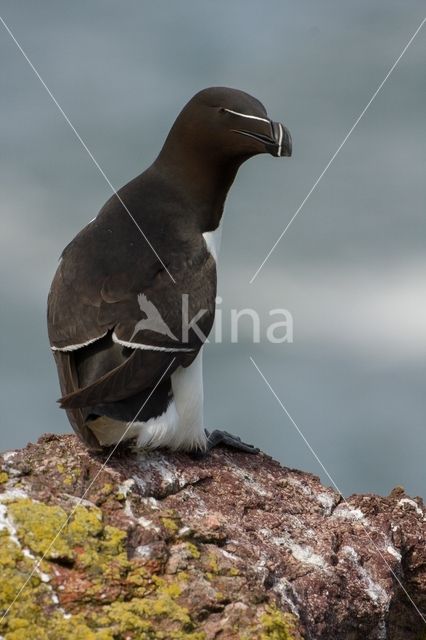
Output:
left=153, top=145, right=242, bottom=233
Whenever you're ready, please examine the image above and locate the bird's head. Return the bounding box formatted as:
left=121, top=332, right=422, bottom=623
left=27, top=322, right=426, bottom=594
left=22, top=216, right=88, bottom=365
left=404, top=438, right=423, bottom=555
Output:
left=162, top=86, right=292, bottom=164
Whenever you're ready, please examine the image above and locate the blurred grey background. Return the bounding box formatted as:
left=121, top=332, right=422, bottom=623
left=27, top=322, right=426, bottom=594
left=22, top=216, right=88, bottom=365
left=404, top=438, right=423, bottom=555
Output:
left=0, top=1, right=425, bottom=497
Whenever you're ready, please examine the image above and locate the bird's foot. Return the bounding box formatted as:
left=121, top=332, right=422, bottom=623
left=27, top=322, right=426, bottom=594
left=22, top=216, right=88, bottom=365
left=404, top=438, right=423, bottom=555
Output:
left=189, top=429, right=260, bottom=458
left=206, top=429, right=259, bottom=453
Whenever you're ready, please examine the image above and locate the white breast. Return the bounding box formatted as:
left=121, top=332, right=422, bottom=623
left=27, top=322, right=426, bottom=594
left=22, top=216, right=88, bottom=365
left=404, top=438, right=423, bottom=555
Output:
left=203, top=223, right=223, bottom=262
left=170, top=348, right=205, bottom=447
left=135, top=348, right=207, bottom=451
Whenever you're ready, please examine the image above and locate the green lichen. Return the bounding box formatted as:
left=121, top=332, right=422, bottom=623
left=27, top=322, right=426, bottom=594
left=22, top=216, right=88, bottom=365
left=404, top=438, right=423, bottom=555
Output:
left=259, top=605, right=301, bottom=640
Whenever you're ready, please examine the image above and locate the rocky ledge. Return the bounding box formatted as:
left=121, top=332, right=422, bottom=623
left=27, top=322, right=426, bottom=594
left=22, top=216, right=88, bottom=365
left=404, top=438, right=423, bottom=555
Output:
left=0, top=434, right=424, bottom=640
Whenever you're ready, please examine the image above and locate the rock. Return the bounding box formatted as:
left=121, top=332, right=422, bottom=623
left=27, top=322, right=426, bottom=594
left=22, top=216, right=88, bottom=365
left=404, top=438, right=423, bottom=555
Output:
left=0, top=434, right=424, bottom=639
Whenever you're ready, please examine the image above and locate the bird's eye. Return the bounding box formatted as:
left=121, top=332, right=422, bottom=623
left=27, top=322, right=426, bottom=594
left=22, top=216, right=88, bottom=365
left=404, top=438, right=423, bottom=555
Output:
left=218, top=107, right=226, bottom=114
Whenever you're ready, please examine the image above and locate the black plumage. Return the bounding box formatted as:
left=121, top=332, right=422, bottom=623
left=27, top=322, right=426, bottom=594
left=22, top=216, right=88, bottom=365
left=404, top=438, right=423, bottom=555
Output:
left=47, top=87, right=291, bottom=450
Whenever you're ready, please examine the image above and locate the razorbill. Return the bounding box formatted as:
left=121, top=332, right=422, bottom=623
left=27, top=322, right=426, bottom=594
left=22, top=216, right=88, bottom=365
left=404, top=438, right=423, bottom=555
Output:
left=47, top=86, right=292, bottom=452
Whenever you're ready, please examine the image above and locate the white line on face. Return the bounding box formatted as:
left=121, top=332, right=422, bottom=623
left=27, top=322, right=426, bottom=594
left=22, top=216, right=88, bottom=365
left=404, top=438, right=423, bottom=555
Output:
left=223, top=108, right=270, bottom=124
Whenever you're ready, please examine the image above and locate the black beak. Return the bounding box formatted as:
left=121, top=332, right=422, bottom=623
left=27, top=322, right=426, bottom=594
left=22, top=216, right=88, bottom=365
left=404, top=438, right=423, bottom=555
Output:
left=232, top=121, right=292, bottom=158
left=270, top=121, right=292, bottom=157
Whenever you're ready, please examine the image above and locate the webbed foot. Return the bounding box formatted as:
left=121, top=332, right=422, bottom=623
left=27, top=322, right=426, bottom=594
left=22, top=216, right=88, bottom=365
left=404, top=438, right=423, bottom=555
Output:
left=206, top=429, right=259, bottom=453
left=188, top=429, right=259, bottom=458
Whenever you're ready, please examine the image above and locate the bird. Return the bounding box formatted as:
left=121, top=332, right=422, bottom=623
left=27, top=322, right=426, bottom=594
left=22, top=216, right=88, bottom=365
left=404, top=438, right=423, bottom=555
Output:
left=47, top=86, right=292, bottom=453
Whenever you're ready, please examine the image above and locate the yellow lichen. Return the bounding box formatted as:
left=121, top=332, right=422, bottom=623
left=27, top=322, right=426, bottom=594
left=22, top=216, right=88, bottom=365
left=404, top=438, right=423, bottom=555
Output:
left=152, top=575, right=182, bottom=599
left=259, top=605, right=301, bottom=640
left=0, top=498, right=206, bottom=639
left=84, top=572, right=204, bottom=639
left=56, top=465, right=81, bottom=487
left=8, top=499, right=75, bottom=561
left=0, top=529, right=112, bottom=640
left=0, top=471, right=9, bottom=484
left=161, top=517, right=179, bottom=534
left=6, top=499, right=116, bottom=567
left=100, top=483, right=113, bottom=496
left=177, top=571, right=189, bottom=582
left=207, top=553, right=219, bottom=574
left=229, top=566, right=240, bottom=576
left=186, top=542, right=201, bottom=559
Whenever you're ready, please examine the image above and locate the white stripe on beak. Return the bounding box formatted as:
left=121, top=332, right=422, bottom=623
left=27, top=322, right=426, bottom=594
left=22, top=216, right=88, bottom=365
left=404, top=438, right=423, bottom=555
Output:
left=277, top=123, right=283, bottom=157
